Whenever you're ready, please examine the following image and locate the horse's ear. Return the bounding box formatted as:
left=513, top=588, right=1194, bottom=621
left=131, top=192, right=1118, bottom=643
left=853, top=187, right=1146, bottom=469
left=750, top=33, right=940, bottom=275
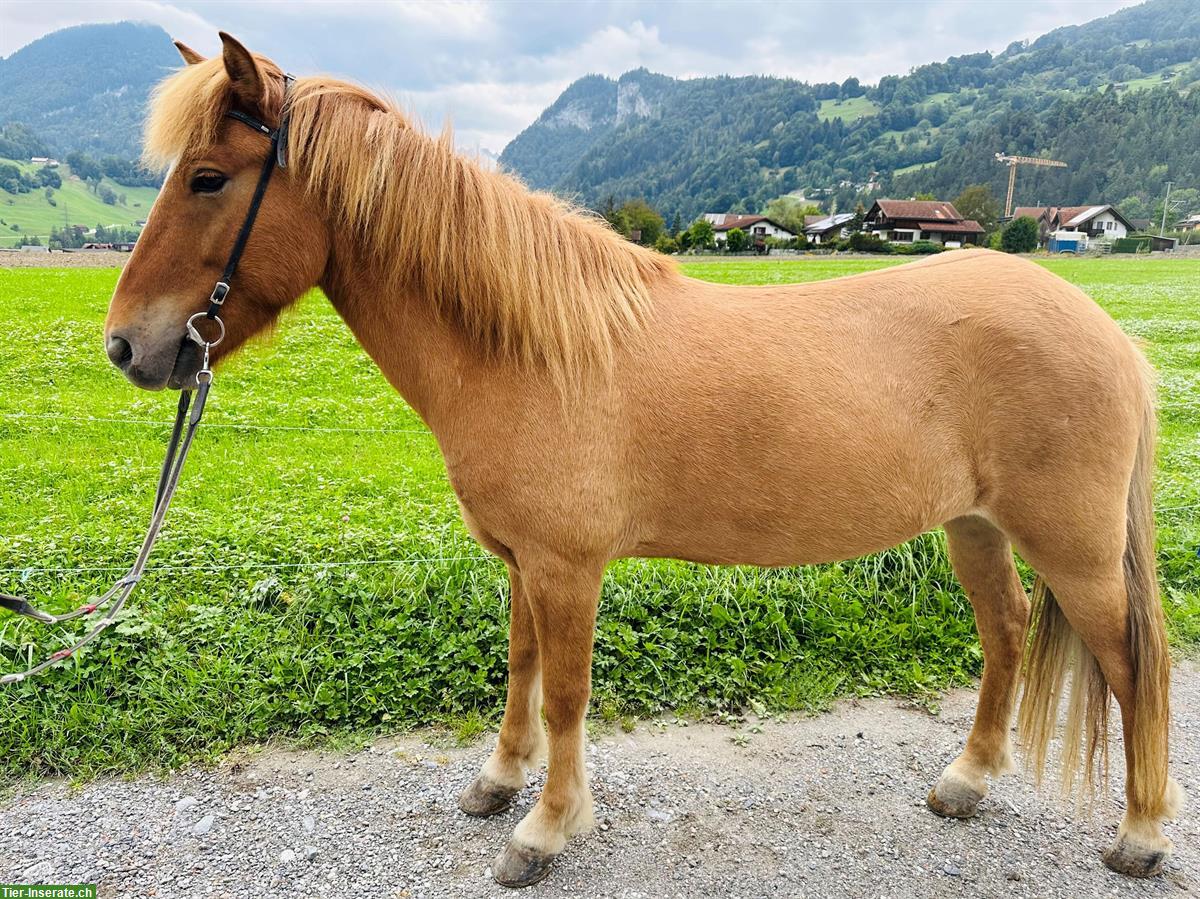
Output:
left=219, top=32, right=265, bottom=109
left=173, top=41, right=205, bottom=66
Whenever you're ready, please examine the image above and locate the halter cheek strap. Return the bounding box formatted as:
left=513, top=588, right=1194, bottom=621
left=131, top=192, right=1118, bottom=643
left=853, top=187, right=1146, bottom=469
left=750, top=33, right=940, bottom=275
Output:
left=187, top=75, right=294, bottom=353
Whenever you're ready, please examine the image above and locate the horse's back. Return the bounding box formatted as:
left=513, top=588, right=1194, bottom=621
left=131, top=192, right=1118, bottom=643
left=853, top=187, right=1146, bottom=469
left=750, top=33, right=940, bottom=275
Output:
left=611, top=250, right=1148, bottom=565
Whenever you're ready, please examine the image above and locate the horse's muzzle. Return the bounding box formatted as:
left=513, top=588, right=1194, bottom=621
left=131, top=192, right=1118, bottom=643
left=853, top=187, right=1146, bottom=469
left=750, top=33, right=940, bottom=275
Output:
left=105, top=332, right=200, bottom=391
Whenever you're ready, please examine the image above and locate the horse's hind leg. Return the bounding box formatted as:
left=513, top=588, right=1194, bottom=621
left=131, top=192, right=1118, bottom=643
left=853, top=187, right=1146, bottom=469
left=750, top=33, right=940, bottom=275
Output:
left=460, top=566, right=548, bottom=817
left=927, top=514, right=1029, bottom=818
left=1018, top=560, right=1179, bottom=877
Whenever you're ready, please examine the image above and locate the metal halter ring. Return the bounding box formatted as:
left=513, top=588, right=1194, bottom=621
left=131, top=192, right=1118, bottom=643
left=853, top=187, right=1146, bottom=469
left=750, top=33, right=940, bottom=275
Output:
left=186, top=312, right=226, bottom=349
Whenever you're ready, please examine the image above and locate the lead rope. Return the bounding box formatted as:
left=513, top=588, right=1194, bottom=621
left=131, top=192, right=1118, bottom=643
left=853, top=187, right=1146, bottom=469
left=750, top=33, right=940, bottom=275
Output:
left=0, top=356, right=213, bottom=685
left=0, top=77, right=292, bottom=684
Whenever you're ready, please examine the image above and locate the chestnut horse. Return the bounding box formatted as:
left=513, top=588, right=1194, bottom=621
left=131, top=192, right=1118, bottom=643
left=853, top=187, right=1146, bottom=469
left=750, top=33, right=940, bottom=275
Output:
left=104, top=34, right=1180, bottom=888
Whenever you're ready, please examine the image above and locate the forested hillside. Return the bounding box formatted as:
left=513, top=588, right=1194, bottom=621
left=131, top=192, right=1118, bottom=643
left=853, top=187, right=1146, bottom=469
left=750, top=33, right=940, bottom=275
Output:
left=500, top=0, right=1200, bottom=221
left=0, top=22, right=180, bottom=158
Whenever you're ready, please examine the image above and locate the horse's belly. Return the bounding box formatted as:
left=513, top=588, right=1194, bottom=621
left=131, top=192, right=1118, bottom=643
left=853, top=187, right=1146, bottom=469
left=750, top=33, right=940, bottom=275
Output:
left=624, top=443, right=975, bottom=567
left=630, top=503, right=944, bottom=567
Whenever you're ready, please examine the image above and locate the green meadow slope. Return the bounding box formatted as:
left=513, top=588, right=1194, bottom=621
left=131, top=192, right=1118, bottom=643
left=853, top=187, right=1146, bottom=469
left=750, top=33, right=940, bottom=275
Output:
left=0, top=158, right=158, bottom=246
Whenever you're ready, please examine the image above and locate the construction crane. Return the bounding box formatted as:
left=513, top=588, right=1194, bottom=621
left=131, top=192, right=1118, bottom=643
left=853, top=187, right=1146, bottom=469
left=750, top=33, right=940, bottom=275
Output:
left=994, top=153, right=1068, bottom=218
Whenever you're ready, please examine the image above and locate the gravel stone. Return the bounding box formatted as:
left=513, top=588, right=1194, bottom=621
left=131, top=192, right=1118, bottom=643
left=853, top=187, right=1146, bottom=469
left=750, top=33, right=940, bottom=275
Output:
left=0, top=662, right=1194, bottom=897
left=191, top=814, right=214, bottom=836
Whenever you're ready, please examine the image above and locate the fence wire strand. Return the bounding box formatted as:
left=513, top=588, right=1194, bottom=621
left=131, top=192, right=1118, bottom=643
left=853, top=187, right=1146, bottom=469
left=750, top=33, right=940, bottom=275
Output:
left=0, top=412, right=433, bottom=436
left=0, top=556, right=490, bottom=577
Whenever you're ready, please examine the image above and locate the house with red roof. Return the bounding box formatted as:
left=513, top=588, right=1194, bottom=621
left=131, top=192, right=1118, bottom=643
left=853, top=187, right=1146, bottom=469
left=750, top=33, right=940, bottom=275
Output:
left=703, top=213, right=797, bottom=246
left=863, top=199, right=985, bottom=247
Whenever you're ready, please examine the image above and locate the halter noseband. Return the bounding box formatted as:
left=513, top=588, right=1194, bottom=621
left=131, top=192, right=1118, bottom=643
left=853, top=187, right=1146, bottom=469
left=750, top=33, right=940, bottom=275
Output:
left=185, top=74, right=294, bottom=373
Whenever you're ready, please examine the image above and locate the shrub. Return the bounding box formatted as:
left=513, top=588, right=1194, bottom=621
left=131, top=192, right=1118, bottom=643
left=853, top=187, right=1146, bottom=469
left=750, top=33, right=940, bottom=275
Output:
left=725, top=227, right=748, bottom=252
left=848, top=231, right=891, bottom=253
left=1001, top=216, right=1039, bottom=253
left=893, top=240, right=944, bottom=255
left=766, top=236, right=809, bottom=251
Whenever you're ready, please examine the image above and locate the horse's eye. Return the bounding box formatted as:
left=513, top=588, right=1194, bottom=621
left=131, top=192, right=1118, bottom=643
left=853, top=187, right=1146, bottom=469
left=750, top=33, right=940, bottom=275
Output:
left=190, top=171, right=228, bottom=194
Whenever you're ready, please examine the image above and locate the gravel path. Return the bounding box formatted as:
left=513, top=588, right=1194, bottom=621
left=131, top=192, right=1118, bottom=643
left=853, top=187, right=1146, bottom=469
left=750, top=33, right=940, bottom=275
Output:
left=0, top=663, right=1195, bottom=898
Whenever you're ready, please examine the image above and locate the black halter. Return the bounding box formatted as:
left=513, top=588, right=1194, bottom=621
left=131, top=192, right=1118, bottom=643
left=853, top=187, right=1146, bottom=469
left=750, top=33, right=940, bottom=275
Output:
left=0, top=76, right=296, bottom=683
left=187, top=75, right=294, bottom=348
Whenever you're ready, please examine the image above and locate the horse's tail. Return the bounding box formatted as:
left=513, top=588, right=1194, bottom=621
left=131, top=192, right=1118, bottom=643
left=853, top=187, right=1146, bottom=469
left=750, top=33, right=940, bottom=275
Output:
left=1017, top=577, right=1110, bottom=800
left=1018, top=364, right=1178, bottom=817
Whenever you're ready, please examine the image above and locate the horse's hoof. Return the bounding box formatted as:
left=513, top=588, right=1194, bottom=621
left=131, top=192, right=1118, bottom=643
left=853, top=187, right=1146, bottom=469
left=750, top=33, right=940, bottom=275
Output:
left=926, top=779, right=983, bottom=819
left=459, top=776, right=519, bottom=818
left=1103, top=837, right=1170, bottom=878
left=492, top=840, right=556, bottom=888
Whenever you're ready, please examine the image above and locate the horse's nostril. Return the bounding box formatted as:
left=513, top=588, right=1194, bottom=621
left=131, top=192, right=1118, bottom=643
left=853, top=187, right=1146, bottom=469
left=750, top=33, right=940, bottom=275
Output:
left=107, top=335, right=134, bottom=370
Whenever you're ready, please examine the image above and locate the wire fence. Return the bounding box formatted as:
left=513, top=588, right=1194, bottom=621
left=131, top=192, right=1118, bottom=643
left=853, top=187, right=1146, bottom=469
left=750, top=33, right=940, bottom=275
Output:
left=0, top=555, right=490, bottom=577
left=0, top=408, right=1194, bottom=583
left=0, top=412, right=434, bottom=436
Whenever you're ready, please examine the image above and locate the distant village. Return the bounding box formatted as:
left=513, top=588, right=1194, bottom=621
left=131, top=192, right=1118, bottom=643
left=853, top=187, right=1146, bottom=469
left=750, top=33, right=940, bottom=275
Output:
left=696, top=198, right=1196, bottom=255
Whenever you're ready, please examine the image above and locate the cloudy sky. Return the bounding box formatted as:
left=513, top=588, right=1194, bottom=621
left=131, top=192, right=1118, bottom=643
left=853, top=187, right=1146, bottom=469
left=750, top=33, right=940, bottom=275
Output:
left=2, top=0, right=1143, bottom=153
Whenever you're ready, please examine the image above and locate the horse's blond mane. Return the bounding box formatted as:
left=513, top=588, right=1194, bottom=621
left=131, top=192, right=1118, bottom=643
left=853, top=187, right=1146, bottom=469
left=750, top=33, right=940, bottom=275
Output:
left=144, top=60, right=677, bottom=375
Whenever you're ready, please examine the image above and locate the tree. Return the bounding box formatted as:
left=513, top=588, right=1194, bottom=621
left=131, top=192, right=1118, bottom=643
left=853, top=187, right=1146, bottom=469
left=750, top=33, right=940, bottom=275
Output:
left=654, top=233, right=678, bottom=254
left=36, top=167, right=61, bottom=189
left=840, top=76, right=865, bottom=98
left=687, top=219, right=715, bottom=250
left=0, top=163, right=25, bottom=194
left=1001, top=216, right=1039, bottom=253
left=670, top=211, right=682, bottom=237
left=848, top=201, right=866, bottom=233
left=725, top=227, right=748, bottom=252
left=617, top=199, right=664, bottom=245
left=764, top=196, right=822, bottom=235
left=953, top=184, right=1001, bottom=235
left=66, top=151, right=102, bottom=183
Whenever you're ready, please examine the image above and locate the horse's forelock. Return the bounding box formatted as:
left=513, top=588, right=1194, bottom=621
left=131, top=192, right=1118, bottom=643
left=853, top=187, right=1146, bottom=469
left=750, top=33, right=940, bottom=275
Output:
left=143, top=54, right=286, bottom=172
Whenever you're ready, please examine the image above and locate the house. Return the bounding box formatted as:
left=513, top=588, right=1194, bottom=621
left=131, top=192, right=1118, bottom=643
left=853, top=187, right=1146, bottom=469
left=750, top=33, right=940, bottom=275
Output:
left=804, top=212, right=855, bottom=245
left=1052, top=205, right=1133, bottom=241
left=30, top=156, right=59, bottom=167
left=863, top=199, right=984, bottom=247
left=702, top=214, right=797, bottom=245
left=1012, top=204, right=1135, bottom=247
left=1174, top=213, right=1200, bottom=232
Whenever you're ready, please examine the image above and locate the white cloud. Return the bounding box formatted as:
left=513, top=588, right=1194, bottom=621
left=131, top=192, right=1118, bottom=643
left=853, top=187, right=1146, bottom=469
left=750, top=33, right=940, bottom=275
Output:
left=0, top=0, right=216, bottom=56
left=3, top=0, right=1147, bottom=152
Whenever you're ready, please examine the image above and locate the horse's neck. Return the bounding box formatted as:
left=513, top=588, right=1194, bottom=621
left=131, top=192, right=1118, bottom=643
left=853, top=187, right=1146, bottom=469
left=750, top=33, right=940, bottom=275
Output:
left=319, top=255, right=469, bottom=431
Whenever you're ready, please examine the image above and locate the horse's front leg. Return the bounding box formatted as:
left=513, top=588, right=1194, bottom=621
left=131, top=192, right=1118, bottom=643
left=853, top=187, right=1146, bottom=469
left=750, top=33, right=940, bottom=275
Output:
left=492, top=556, right=602, bottom=888
left=460, top=565, right=547, bottom=816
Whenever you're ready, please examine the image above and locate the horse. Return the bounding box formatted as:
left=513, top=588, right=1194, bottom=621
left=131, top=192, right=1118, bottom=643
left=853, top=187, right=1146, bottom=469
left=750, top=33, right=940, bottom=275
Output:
left=103, top=33, right=1181, bottom=888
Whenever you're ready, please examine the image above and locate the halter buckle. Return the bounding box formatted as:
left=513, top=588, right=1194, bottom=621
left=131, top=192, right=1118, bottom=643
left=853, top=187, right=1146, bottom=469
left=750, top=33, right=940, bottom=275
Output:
left=209, top=281, right=231, bottom=306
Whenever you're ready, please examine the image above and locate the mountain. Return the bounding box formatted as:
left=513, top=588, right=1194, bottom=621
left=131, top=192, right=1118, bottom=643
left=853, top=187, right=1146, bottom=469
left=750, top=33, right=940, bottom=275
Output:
left=499, top=0, right=1200, bottom=222
left=0, top=22, right=180, bottom=159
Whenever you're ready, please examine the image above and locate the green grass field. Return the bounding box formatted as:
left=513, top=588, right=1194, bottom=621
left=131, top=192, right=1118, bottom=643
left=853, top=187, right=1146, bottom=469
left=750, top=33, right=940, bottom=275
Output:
left=0, top=159, right=159, bottom=247
left=817, top=96, right=880, bottom=123
left=0, top=257, right=1195, bottom=778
